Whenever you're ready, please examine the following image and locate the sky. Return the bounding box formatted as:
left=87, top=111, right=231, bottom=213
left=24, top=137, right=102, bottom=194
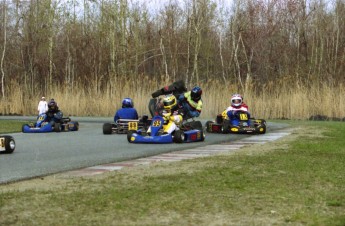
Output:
left=134, top=0, right=234, bottom=13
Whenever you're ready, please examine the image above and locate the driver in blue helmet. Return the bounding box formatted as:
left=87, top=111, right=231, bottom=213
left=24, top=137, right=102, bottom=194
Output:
left=178, top=86, right=203, bottom=118
left=114, top=98, right=139, bottom=122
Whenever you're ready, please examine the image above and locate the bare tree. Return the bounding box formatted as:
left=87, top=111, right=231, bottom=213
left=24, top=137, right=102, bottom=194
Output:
left=1, top=0, right=7, bottom=99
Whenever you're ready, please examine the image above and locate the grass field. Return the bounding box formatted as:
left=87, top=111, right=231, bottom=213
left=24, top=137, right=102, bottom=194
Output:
left=0, top=120, right=29, bottom=134
left=1, top=120, right=345, bottom=225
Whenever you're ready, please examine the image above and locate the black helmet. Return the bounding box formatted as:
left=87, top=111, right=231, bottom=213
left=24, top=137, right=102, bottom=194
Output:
left=48, top=100, right=58, bottom=111
left=191, top=86, right=202, bottom=101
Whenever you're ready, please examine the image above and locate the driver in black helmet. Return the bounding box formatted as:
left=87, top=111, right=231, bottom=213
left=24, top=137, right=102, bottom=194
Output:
left=46, top=100, right=63, bottom=125
left=178, top=86, right=203, bottom=118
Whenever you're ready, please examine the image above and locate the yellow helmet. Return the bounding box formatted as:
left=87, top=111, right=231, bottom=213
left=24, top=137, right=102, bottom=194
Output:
left=163, top=94, right=177, bottom=110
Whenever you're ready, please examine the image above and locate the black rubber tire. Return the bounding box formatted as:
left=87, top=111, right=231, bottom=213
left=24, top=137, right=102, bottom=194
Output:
left=205, top=121, right=213, bottom=132
left=173, top=130, right=185, bottom=143
left=54, top=123, right=61, bottom=132
left=221, top=124, right=229, bottom=134
left=103, top=123, right=113, bottom=134
left=74, top=122, right=79, bottom=131
left=200, top=131, right=205, bottom=141
left=1, top=136, right=15, bottom=154
left=258, top=124, right=267, bottom=134
left=148, top=98, right=158, bottom=117
left=127, top=130, right=136, bottom=143
left=191, top=121, right=203, bottom=130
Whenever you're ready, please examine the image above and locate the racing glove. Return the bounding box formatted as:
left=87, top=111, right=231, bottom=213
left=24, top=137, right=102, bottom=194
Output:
left=162, top=111, right=171, bottom=121
left=54, top=111, right=63, bottom=120
left=227, top=110, right=235, bottom=119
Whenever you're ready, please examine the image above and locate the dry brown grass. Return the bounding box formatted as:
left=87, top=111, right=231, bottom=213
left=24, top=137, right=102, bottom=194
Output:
left=1, top=78, right=344, bottom=120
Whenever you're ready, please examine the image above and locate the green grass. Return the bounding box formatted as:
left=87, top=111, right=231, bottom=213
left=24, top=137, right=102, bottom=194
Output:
left=0, top=120, right=28, bottom=134
left=1, top=121, right=345, bottom=225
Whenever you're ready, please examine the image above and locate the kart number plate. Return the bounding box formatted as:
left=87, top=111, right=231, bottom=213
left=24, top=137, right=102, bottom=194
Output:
left=0, top=138, right=5, bottom=151
left=239, top=113, right=248, bottom=121
left=152, top=120, right=161, bottom=127
left=38, top=115, right=45, bottom=121
left=128, top=122, right=138, bottom=131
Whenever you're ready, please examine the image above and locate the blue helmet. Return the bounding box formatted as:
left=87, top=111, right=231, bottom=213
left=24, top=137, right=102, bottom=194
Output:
left=122, top=98, right=133, bottom=108
left=191, top=86, right=202, bottom=101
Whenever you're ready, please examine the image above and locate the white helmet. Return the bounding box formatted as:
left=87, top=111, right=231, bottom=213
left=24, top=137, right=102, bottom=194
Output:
left=231, top=94, right=243, bottom=107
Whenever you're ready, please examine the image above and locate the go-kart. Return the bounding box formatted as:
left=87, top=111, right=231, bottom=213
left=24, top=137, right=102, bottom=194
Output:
left=127, top=115, right=205, bottom=144
left=0, top=135, right=15, bottom=154
left=148, top=80, right=187, bottom=117
left=22, top=113, right=79, bottom=133
left=103, top=115, right=150, bottom=134
left=205, top=110, right=266, bottom=134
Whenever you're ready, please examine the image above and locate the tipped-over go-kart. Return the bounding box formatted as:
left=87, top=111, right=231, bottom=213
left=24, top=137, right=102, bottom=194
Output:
left=148, top=80, right=187, bottom=117
left=22, top=113, right=79, bottom=133
left=127, top=115, right=205, bottom=144
left=205, top=110, right=266, bottom=134
left=103, top=115, right=150, bottom=134
left=0, top=135, right=15, bottom=154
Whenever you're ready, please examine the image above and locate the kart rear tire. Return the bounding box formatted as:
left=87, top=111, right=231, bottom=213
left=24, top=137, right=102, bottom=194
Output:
left=173, top=130, right=185, bottom=143
left=184, top=121, right=203, bottom=130
left=74, top=122, right=79, bottom=131
left=1, top=136, right=15, bottom=154
left=205, top=121, right=213, bottom=132
left=127, top=130, right=136, bottom=143
left=200, top=131, right=205, bottom=141
left=54, top=123, right=61, bottom=132
left=103, top=123, right=113, bottom=134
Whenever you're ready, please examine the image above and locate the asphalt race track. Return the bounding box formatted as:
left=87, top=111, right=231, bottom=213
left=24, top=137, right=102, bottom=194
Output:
left=0, top=116, right=289, bottom=184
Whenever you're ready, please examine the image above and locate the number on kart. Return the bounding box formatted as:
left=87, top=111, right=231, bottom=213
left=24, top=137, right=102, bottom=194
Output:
left=239, top=113, right=248, bottom=121
left=153, top=120, right=161, bottom=127
left=0, top=138, right=4, bottom=148
left=128, top=122, right=138, bottom=130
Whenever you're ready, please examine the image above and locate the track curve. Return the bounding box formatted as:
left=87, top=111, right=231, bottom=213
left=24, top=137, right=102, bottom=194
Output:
left=0, top=116, right=289, bottom=184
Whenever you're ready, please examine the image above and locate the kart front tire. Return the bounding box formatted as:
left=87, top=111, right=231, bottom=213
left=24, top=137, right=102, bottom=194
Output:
left=103, top=123, right=113, bottom=134
left=1, top=136, right=15, bottom=154
left=173, top=130, right=185, bottom=143
left=127, top=130, right=136, bottom=143
left=221, top=124, right=229, bottom=134
left=258, top=124, right=267, bottom=134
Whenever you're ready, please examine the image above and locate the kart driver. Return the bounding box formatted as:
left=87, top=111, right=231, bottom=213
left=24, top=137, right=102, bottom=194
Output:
left=46, top=100, right=63, bottom=125
left=178, top=86, right=203, bottom=119
left=114, top=98, right=139, bottom=122
left=224, top=93, right=251, bottom=125
left=147, top=94, right=183, bottom=135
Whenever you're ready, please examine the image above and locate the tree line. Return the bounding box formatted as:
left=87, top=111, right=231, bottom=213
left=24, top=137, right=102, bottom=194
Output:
left=0, top=0, right=344, bottom=100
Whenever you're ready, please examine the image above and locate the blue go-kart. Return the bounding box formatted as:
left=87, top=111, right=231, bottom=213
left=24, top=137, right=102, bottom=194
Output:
left=127, top=115, right=205, bottom=144
left=22, top=113, right=79, bottom=133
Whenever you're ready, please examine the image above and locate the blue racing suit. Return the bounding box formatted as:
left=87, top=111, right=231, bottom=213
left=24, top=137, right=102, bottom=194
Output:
left=114, top=108, right=139, bottom=122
